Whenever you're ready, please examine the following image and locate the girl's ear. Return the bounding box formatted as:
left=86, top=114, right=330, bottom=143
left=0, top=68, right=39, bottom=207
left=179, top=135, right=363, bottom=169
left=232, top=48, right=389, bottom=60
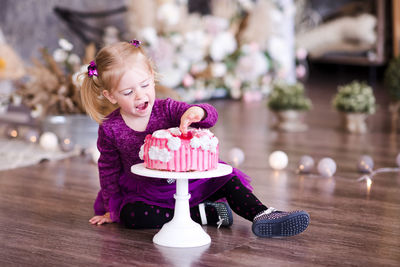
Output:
left=103, top=90, right=117, bottom=104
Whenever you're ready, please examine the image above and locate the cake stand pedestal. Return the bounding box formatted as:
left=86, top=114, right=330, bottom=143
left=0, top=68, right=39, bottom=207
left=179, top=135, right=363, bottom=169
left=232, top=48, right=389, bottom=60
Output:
left=131, top=163, right=233, bottom=248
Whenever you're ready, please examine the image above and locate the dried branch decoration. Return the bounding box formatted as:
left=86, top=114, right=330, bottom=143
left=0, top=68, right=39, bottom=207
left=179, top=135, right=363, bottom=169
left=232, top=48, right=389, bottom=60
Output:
left=15, top=43, right=96, bottom=119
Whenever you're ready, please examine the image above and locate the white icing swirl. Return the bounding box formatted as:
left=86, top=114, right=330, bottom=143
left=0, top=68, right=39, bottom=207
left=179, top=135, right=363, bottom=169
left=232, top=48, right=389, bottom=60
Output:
left=199, top=135, right=211, bottom=150
left=190, top=137, right=201, bottom=149
left=149, top=146, right=172, bottom=162
left=210, top=136, right=219, bottom=153
left=167, top=137, right=181, bottom=151
left=152, top=129, right=172, bottom=139
left=139, top=144, right=145, bottom=160
left=168, top=127, right=182, bottom=136
left=201, top=129, right=212, bottom=136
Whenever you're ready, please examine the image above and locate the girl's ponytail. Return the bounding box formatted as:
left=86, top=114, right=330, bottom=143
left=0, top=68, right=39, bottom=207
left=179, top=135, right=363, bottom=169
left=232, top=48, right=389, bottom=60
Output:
left=80, top=74, right=117, bottom=124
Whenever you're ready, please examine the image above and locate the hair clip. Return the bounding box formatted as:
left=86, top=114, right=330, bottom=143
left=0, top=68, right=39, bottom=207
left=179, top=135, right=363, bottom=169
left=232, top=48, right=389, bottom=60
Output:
left=129, top=39, right=141, bottom=48
left=87, top=61, right=98, bottom=77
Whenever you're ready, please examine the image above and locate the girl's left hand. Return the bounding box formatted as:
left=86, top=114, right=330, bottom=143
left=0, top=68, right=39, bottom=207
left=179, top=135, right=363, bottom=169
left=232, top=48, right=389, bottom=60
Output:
left=180, top=106, right=205, bottom=134
left=89, top=212, right=112, bottom=225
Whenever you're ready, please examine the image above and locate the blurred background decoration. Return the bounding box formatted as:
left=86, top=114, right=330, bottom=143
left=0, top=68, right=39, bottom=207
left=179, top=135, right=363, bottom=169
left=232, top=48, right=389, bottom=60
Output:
left=0, top=0, right=300, bottom=170
left=123, top=0, right=297, bottom=102
left=0, top=0, right=396, bottom=125
left=0, top=0, right=301, bottom=114
left=332, top=80, right=376, bottom=134
left=267, top=82, right=312, bottom=132
left=294, top=0, right=386, bottom=66
left=384, top=56, right=400, bottom=131
left=0, top=28, right=25, bottom=114
left=14, top=38, right=95, bottom=119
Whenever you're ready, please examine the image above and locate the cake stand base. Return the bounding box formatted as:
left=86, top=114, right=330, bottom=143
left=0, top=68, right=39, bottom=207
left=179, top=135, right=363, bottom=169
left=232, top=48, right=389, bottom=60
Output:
left=131, top=163, right=233, bottom=248
left=153, top=216, right=211, bottom=247
left=153, top=180, right=211, bottom=248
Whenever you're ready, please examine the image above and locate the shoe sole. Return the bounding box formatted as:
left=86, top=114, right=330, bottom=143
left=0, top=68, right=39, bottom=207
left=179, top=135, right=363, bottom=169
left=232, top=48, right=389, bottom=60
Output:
left=252, top=211, right=310, bottom=237
left=223, top=202, right=234, bottom=227
left=206, top=201, right=234, bottom=227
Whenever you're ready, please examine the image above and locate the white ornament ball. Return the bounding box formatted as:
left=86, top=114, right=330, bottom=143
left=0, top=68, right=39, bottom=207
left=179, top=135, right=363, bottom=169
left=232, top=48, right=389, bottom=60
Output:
left=317, top=157, right=337, bottom=178
left=269, top=150, right=288, bottom=170
left=229, top=147, right=245, bottom=166
left=39, top=132, right=59, bottom=151
left=90, top=146, right=101, bottom=164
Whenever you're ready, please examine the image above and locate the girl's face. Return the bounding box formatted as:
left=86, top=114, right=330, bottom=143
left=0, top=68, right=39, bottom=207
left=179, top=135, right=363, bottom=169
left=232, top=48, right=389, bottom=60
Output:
left=103, top=65, right=155, bottom=120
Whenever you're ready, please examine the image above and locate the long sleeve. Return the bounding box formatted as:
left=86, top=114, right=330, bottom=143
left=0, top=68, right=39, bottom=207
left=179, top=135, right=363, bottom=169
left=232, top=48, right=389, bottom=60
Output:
left=97, top=125, right=122, bottom=213
left=165, top=98, right=218, bottom=128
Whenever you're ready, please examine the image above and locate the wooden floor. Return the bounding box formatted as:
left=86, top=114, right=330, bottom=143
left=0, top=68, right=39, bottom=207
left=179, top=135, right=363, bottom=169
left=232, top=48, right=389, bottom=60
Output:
left=1, top=65, right=400, bottom=266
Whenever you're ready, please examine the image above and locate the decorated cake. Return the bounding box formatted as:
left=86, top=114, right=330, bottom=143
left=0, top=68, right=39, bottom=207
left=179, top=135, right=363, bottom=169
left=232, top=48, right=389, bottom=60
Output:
left=139, top=127, right=219, bottom=172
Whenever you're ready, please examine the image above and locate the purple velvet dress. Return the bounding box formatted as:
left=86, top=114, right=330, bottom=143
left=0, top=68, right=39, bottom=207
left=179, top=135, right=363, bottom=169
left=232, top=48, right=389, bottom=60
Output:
left=94, top=98, right=252, bottom=222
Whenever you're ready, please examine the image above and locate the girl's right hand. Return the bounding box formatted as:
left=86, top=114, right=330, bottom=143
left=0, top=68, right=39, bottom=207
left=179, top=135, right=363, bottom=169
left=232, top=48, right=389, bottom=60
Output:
left=89, top=212, right=113, bottom=225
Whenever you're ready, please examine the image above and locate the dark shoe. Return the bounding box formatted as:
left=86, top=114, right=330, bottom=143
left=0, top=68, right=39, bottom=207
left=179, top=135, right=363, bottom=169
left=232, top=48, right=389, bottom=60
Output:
left=252, top=207, right=309, bottom=237
left=203, top=201, right=233, bottom=228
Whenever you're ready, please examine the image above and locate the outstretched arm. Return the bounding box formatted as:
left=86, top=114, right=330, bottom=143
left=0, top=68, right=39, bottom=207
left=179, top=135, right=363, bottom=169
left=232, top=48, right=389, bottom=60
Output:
left=165, top=98, right=218, bottom=131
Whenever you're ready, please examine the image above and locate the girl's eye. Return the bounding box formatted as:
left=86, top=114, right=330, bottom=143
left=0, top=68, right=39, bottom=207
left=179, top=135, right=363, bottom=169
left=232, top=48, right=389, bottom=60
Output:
left=123, top=90, right=133, bottom=96
left=142, top=83, right=149, bottom=88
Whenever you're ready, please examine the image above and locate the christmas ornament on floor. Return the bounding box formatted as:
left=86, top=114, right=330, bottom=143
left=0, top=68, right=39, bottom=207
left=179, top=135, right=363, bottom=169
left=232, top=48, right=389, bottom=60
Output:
left=357, top=155, right=374, bottom=173
left=295, top=155, right=337, bottom=178
left=39, top=132, right=59, bottom=151
left=228, top=147, right=245, bottom=167
left=317, top=158, right=337, bottom=178
left=357, top=153, right=400, bottom=182
left=60, top=138, right=75, bottom=152
left=86, top=145, right=100, bottom=164
left=297, top=155, right=314, bottom=174
left=269, top=151, right=288, bottom=170
left=24, top=129, right=39, bottom=143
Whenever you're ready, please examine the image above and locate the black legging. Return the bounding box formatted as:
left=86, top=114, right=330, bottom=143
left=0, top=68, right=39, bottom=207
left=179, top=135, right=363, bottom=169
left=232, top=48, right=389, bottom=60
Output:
left=120, top=176, right=267, bottom=229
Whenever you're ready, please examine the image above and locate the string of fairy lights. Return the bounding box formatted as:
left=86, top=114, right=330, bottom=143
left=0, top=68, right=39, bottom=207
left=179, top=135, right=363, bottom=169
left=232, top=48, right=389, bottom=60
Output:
left=228, top=148, right=400, bottom=187
left=5, top=126, right=400, bottom=186
left=6, top=127, right=77, bottom=152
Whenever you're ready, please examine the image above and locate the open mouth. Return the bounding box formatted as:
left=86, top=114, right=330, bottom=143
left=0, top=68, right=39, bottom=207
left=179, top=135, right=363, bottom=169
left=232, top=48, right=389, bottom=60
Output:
left=136, top=101, right=149, bottom=111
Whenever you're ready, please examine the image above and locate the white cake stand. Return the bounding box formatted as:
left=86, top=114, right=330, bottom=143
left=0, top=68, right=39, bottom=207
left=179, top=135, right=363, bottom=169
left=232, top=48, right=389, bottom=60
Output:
left=131, top=163, right=233, bottom=248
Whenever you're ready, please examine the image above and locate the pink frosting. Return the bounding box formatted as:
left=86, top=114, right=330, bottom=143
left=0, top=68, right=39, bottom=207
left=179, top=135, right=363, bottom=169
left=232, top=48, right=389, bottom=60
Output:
left=142, top=128, right=219, bottom=172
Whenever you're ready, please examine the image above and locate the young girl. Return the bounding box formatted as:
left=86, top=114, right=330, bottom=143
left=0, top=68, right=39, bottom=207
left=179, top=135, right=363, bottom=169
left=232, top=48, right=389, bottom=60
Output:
left=81, top=40, right=309, bottom=238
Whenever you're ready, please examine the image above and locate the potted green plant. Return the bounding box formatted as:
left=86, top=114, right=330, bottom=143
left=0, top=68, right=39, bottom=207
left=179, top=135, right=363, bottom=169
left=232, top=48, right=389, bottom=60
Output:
left=267, top=82, right=312, bottom=132
left=332, top=80, right=376, bottom=134
left=384, top=56, right=400, bottom=131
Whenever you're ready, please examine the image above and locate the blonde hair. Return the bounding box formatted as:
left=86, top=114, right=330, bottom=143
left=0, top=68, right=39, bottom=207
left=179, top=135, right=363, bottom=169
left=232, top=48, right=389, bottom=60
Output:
left=80, top=42, right=155, bottom=124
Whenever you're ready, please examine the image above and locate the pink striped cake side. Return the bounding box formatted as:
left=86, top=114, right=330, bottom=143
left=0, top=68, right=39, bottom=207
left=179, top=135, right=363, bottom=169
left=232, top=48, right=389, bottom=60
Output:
left=143, top=136, right=219, bottom=172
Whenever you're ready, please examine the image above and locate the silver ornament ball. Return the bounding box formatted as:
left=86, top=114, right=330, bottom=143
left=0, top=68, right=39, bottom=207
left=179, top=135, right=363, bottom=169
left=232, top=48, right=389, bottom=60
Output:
left=317, top=157, right=337, bottom=178
left=357, top=155, right=374, bottom=173
left=298, top=155, right=314, bottom=173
